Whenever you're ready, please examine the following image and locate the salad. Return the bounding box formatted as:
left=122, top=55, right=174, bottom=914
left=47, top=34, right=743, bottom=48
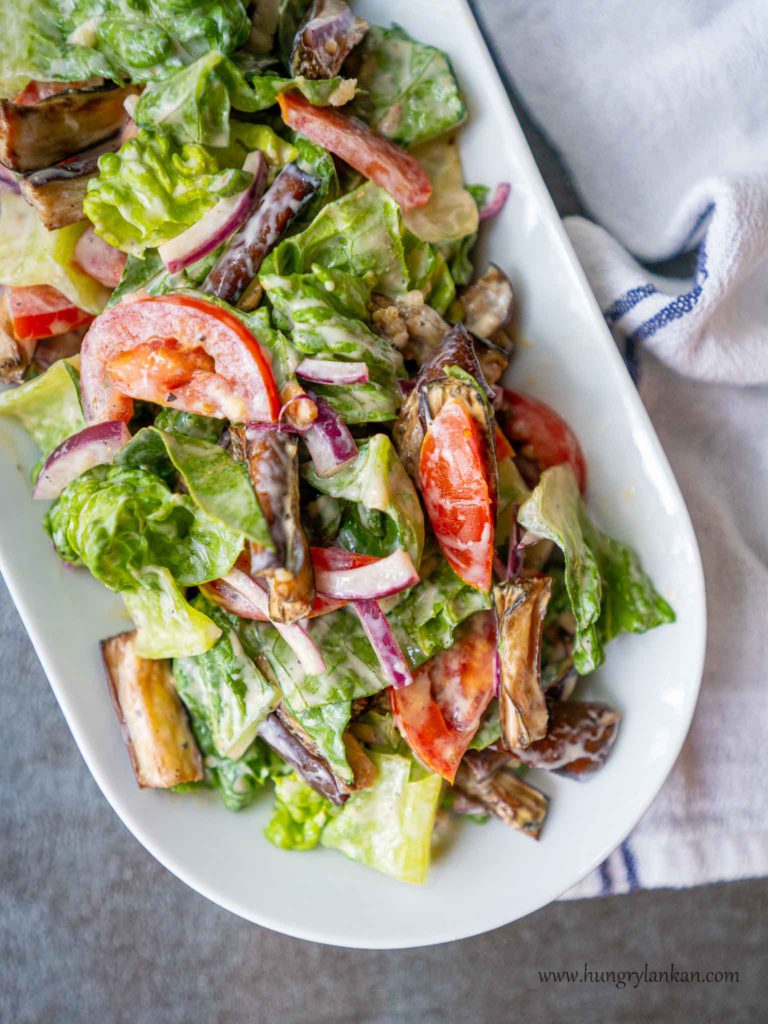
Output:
left=0, top=0, right=674, bottom=885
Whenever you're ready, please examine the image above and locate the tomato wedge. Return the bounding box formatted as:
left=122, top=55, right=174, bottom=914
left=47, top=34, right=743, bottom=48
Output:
left=419, top=398, right=494, bottom=592
left=71, top=226, right=127, bottom=289
left=80, top=293, right=281, bottom=424
left=391, top=611, right=497, bottom=783
left=4, top=285, right=92, bottom=342
left=500, top=389, right=587, bottom=493
left=277, top=92, right=432, bottom=210
left=13, top=78, right=103, bottom=105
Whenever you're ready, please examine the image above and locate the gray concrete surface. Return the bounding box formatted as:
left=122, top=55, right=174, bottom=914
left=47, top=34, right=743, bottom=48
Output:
left=2, top=3, right=767, bottom=1020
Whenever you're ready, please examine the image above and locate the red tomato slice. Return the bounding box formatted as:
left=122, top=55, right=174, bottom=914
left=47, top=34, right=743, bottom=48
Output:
left=107, top=339, right=216, bottom=394
left=500, top=389, right=587, bottom=493
left=4, top=285, right=92, bottom=342
left=419, top=398, right=494, bottom=592
left=13, top=78, right=103, bottom=105
left=277, top=92, right=432, bottom=211
left=71, top=226, right=127, bottom=289
left=391, top=611, right=497, bottom=783
left=80, top=293, right=281, bottom=424
left=494, top=422, right=515, bottom=462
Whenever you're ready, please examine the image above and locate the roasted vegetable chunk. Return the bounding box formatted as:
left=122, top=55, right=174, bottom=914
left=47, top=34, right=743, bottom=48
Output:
left=515, top=700, right=621, bottom=778
left=454, top=751, right=549, bottom=840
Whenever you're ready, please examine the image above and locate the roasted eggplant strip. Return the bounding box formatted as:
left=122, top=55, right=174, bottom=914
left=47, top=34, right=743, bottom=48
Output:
left=494, top=577, right=552, bottom=750
left=18, top=137, right=122, bottom=229
left=203, top=163, right=320, bottom=306
left=370, top=290, right=449, bottom=364
left=460, top=263, right=515, bottom=340
left=259, top=709, right=350, bottom=805
left=0, top=86, right=136, bottom=172
left=101, top=632, right=204, bottom=789
left=291, top=0, right=368, bottom=78
left=454, top=754, right=549, bottom=839
left=0, top=298, right=35, bottom=383
left=514, top=701, right=621, bottom=779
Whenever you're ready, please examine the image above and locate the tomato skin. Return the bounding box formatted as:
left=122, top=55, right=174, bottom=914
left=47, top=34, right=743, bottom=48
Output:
left=80, top=294, right=281, bottom=424
left=277, top=92, right=432, bottom=210
left=4, top=285, right=92, bottom=342
left=71, top=226, right=127, bottom=289
left=391, top=611, right=497, bottom=783
left=500, top=389, right=587, bottom=493
left=419, top=398, right=494, bottom=592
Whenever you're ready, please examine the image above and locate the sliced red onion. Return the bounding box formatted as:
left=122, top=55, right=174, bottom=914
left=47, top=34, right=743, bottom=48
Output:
left=200, top=576, right=268, bottom=621
left=479, top=182, right=511, bottom=222
left=353, top=599, right=413, bottom=689
left=296, top=358, right=369, bottom=385
left=211, top=569, right=326, bottom=675
left=245, top=420, right=305, bottom=435
left=32, top=421, right=131, bottom=500
left=398, top=379, right=416, bottom=397
left=302, top=395, right=357, bottom=477
left=157, top=151, right=267, bottom=275
left=315, top=549, right=418, bottom=601
left=0, top=163, right=20, bottom=193
left=493, top=645, right=501, bottom=697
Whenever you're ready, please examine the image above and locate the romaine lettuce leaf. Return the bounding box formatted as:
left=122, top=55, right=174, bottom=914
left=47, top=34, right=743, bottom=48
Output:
left=0, top=358, right=85, bottom=458
left=0, top=193, right=109, bottom=314
left=290, top=700, right=354, bottom=784
left=123, top=564, right=222, bottom=658
left=304, top=434, right=424, bottom=565
left=309, top=381, right=400, bottom=424
left=263, top=183, right=409, bottom=296
left=353, top=25, right=466, bottom=146
left=518, top=464, right=675, bottom=673
left=321, top=751, right=442, bottom=883
left=84, top=130, right=251, bottom=256
left=403, top=138, right=478, bottom=245
left=173, top=596, right=277, bottom=759
left=402, top=230, right=455, bottom=315
left=290, top=132, right=340, bottom=219
left=388, top=554, right=492, bottom=668
left=468, top=699, right=501, bottom=750
left=265, top=771, right=337, bottom=851
left=153, top=408, right=224, bottom=444
left=436, top=183, right=488, bottom=287
left=250, top=73, right=354, bottom=110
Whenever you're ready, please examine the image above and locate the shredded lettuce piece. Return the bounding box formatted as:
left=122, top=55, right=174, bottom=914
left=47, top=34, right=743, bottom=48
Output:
left=321, top=752, right=442, bottom=883
left=0, top=193, right=109, bottom=314
left=403, top=138, right=478, bottom=245
left=123, top=565, right=222, bottom=659
left=518, top=464, right=675, bottom=673
left=265, top=771, right=337, bottom=851
left=402, top=231, right=455, bottom=315
left=304, top=434, right=424, bottom=566
left=290, top=700, right=354, bottom=784
left=0, top=358, right=85, bottom=458
left=84, top=129, right=251, bottom=256
left=353, top=25, right=466, bottom=146
left=250, top=73, right=355, bottom=110
left=153, top=408, right=224, bottom=444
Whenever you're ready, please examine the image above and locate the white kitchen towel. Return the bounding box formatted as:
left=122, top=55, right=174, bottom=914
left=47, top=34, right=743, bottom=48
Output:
left=474, top=0, right=768, bottom=896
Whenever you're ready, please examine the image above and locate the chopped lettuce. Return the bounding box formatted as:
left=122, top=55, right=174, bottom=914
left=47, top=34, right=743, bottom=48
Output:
left=0, top=193, right=109, bottom=314
left=290, top=700, right=353, bottom=783
left=173, top=597, right=277, bottom=759
left=304, top=434, right=424, bottom=566
left=0, top=358, right=85, bottom=458
left=403, top=230, right=455, bottom=315
left=518, top=464, right=675, bottom=673
left=290, top=132, right=340, bottom=220
left=468, top=699, right=501, bottom=750
left=263, top=183, right=409, bottom=296
left=321, top=752, right=442, bottom=884
left=123, top=564, right=222, bottom=658
left=353, top=25, right=466, bottom=146
left=84, top=130, right=251, bottom=256
left=250, top=73, right=354, bottom=110
left=309, top=381, right=400, bottom=424
left=437, top=183, right=488, bottom=287
left=403, top=138, right=478, bottom=245
left=388, top=554, right=492, bottom=668
left=119, top=427, right=273, bottom=548
left=153, top=408, right=224, bottom=444
left=265, top=771, right=337, bottom=851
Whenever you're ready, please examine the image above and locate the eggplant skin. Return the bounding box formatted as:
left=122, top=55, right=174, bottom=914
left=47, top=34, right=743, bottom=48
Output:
left=0, top=87, right=135, bottom=173
left=0, top=303, right=35, bottom=383
left=515, top=701, right=621, bottom=779
left=290, top=0, right=368, bottom=79
left=259, top=709, right=350, bottom=806
left=19, top=175, right=90, bottom=230
left=101, top=632, right=204, bottom=789
left=494, top=577, right=552, bottom=750
left=454, top=754, right=549, bottom=840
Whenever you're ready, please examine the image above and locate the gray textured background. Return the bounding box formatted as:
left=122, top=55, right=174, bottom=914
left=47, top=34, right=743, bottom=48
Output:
left=2, top=3, right=766, bottom=1021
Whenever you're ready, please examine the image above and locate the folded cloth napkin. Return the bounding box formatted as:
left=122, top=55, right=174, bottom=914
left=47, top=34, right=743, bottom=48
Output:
left=474, top=0, right=768, bottom=896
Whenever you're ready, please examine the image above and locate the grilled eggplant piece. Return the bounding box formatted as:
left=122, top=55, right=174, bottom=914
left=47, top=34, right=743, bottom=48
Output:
left=234, top=425, right=315, bottom=622
left=454, top=752, right=549, bottom=839
left=494, top=577, right=552, bottom=750
left=101, top=632, right=204, bottom=789
left=259, top=709, right=350, bottom=805
left=514, top=701, right=621, bottom=779
left=18, top=138, right=121, bottom=229
left=0, top=298, right=35, bottom=383
left=460, top=263, right=515, bottom=340
left=291, top=0, right=368, bottom=78
left=33, top=326, right=87, bottom=372
left=0, top=86, right=136, bottom=172
left=203, top=163, right=319, bottom=306
left=370, top=290, right=449, bottom=364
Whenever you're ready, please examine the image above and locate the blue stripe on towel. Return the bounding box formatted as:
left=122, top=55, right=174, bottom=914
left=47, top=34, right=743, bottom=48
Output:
left=674, top=201, right=716, bottom=257
left=620, top=840, right=640, bottom=891
left=629, top=245, right=709, bottom=343
left=598, top=858, right=613, bottom=896
left=604, top=283, right=658, bottom=324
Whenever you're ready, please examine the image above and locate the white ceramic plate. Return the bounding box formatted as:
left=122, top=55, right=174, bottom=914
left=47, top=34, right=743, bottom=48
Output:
left=0, top=0, right=705, bottom=948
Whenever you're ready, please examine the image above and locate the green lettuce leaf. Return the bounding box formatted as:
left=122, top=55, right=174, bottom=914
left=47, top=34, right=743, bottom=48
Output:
left=265, top=771, right=337, bottom=851
left=119, top=426, right=273, bottom=548
left=304, top=434, right=424, bottom=565
left=402, top=230, right=455, bottom=314
left=84, top=129, right=251, bottom=256
left=290, top=132, right=340, bottom=220
left=290, top=700, right=353, bottom=784
left=214, top=122, right=299, bottom=174
left=309, top=381, right=400, bottom=424
left=321, top=751, right=442, bottom=883
left=250, top=73, right=355, bottom=110
left=436, top=183, right=488, bottom=287
left=173, top=596, right=277, bottom=759
left=518, top=464, right=675, bottom=673
left=402, top=138, right=478, bottom=245
left=0, top=358, right=85, bottom=458
left=0, top=193, right=109, bottom=313
left=153, top=408, right=224, bottom=444
left=353, top=25, right=466, bottom=146
left=468, top=699, right=501, bottom=750
left=388, top=554, right=492, bottom=668
left=263, top=183, right=409, bottom=296
left=123, top=564, right=222, bottom=659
